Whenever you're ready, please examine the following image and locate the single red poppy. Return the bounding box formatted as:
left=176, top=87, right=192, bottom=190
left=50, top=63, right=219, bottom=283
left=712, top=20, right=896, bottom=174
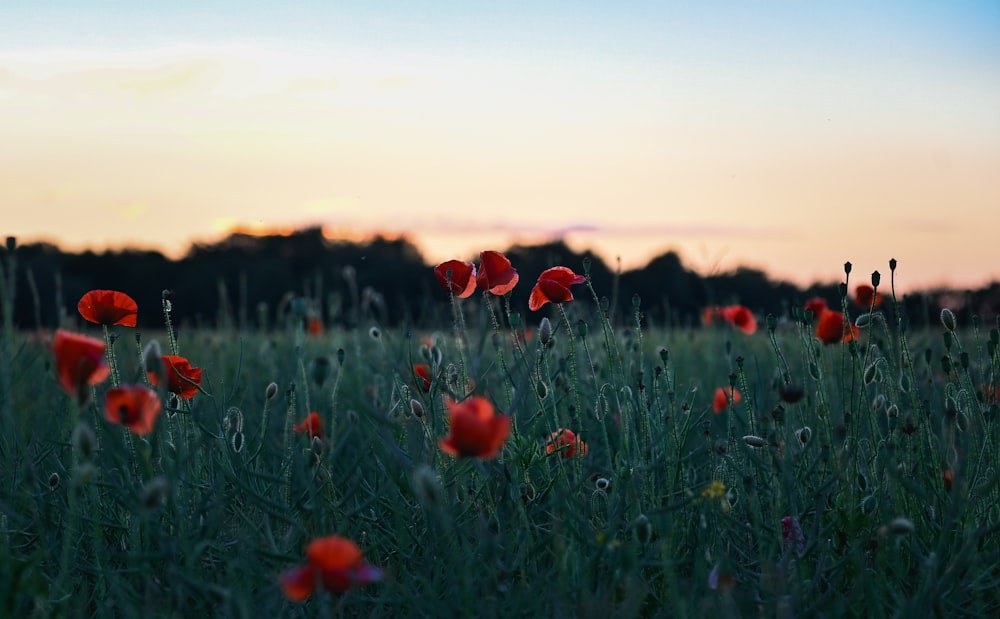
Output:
left=545, top=428, right=588, bottom=459
left=942, top=469, right=954, bottom=492
left=294, top=412, right=324, bottom=439
left=280, top=536, right=384, bottom=601
left=720, top=305, right=757, bottom=335
left=702, top=306, right=720, bottom=326
left=713, top=386, right=742, bottom=413
left=439, top=396, right=511, bottom=458
left=528, top=266, right=586, bottom=311
left=77, top=289, right=138, bottom=327
left=476, top=250, right=519, bottom=295
left=854, top=284, right=883, bottom=308
left=815, top=310, right=859, bottom=345
left=307, top=316, right=323, bottom=335
left=803, top=297, right=828, bottom=319
left=51, top=329, right=111, bottom=405
left=413, top=363, right=432, bottom=392
left=149, top=354, right=203, bottom=399
left=978, top=385, right=1000, bottom=405
left=104, top=385, right=162, bottom=435
left=433, top=260, right=477, bottom=298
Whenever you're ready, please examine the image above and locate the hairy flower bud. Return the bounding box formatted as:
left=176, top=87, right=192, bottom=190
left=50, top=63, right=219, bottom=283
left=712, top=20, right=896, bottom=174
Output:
left=940, top=308, right=956, bottom=332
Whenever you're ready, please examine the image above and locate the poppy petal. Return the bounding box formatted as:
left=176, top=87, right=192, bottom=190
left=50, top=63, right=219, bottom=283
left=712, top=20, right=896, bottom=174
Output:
left=77, top=289, right=138, bottom=327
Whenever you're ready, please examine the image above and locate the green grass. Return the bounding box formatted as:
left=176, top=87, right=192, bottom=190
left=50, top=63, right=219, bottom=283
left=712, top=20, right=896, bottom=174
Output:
left=1, top=270, right=999, bottom=618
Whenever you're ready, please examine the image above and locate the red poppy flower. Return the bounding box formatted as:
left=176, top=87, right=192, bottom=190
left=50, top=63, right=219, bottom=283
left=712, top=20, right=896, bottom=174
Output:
left=294, top=412, right=324, bottom=439
left=942, top=469, right=953, bottom=492
left=77, top=289, right=138, bottom=327
left=854, top=284, right=883, bottom=308
left=815, top=310, right=859, bottom=345
left=713, top=386, right=742, bottom=413
left=439, top=396, right=511, bottom=458
left=545, top=428, right=588, bottom=459
left=104, top=385, right=162, bottom=435
left=803, top=297, right=828, bottom=319
left=702, top=306, right=721, bottom=326
left=433, top=260, right=477, bottom=298
left=149, top=354, right=203, bottom=399
left=413, top=363, right=432, bottom=392
left=528, top=266, right=586, bottom=311
left=476, top=250, right=519, bottom=295
left=280, top=536, right=384, bottom=601
left=307, top=316, right=323, bottom=335
left=51, top=329, right=111, bottom=404
left=720, top=305, right=757, bottom=335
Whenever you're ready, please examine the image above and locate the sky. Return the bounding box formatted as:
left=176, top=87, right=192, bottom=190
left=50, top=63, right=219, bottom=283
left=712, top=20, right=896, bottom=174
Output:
left=2, top=1, right=999, bottom=292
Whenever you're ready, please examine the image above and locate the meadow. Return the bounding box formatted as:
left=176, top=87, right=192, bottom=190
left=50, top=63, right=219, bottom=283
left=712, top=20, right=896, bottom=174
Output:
left=1, top=251, right=999, bottom=618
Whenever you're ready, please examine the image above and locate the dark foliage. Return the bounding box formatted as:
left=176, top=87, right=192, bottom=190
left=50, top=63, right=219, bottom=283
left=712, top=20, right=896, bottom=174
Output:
left=2, top=229, right=997, bottom=330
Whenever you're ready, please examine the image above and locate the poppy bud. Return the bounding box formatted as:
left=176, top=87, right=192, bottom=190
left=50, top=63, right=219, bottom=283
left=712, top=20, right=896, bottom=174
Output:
left=778, top=383, right=804, bottom=404
left=410, top=398, right=425, bottom=418
left=742, top=435, right=766, bottom=448
left=871, top=271, right=880, bottom=288
left=864, top=363, right=878, bottom=385
left=659, top=348, right=669, bottom=364
left=633, top=514, right=653, bottom=544
left=860, top=495, right=877, bottom=515
left=72, top=422, right=97, bottom=460
left=508, top=312, right=521, bottom=327
left=889, top=258, right=897, bottom=272
left=225, top=406, right=244, bottom=434
left=75, top=462, right=98, bottom=485
left=230, top=431, right=245, bottom=453
left=141, top=476, right=169, bottom=510
left=48, top=473, right=60, bottom=491
left=538, top=317, right=553, bottom=347
left=412, top=464, right=445, bottom=510
left=142, top=339, right=164, bottom=379
left=855, top=313, right=873, bottom=328
left=307, top=356, right=331, bottom=388
left=843, top=262, right=852, bottom=275
left=766, top=313, right=777, bottom=332
left=808, top=362, right=820, bottom=380
left=594, top=476, right=612, bottom=493
left=368, top=326, right=381, bottom=340
left=886, top=404, right=899, bottom=419
left=956, top=411, right=969, bottom=432
left=536, top=381, right=549, bottom=399
left=940, top=308, right=956, bottom=332
left=5, top=236, right=15, bottom=251
left=888, top=517, right=914, bottom=535
left=795, top=426, right=812, bottom=445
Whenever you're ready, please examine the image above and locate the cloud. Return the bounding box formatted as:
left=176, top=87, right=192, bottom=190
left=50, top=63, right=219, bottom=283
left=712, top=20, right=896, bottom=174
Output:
left=0, top=55, right=224, bottom=100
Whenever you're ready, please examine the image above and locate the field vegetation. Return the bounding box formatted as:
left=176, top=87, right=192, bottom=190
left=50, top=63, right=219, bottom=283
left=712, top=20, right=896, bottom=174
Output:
left=2, top=243, right=999, bottom=618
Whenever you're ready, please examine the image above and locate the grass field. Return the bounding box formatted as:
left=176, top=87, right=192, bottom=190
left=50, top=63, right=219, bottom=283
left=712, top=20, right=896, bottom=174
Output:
left=2, top=256, right=999, bottom=618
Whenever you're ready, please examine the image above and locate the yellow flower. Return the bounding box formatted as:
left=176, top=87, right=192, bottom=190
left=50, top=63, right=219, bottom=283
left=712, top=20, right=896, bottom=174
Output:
left=701, top=480, right=727, bottom=501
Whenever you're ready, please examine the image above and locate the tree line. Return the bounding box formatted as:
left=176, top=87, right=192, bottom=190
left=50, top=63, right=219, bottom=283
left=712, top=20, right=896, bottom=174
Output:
left=2, top=228, right=996, bottom=332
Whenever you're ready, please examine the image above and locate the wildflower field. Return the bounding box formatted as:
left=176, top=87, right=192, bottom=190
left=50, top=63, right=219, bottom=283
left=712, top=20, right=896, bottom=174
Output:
left=2, top=249, right=999, bottom=618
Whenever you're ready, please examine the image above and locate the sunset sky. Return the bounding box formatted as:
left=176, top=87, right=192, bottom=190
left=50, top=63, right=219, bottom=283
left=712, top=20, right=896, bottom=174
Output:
left=2, top=1, right=999, bottom=291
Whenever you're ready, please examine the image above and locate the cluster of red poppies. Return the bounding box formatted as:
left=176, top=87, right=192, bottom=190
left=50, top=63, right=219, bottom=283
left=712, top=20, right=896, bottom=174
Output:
left=51, top=289, right=202, bottom=435
left=702, top=304, right=757, bottom=335
left=805, top=284, right=882, bottom=345
left=433, top=250, right=586, bottom=311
